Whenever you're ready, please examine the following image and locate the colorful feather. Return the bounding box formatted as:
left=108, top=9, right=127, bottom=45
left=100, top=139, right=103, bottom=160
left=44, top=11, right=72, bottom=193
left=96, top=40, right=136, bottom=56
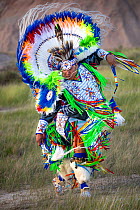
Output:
left=109, top=51, right=140, bottom=74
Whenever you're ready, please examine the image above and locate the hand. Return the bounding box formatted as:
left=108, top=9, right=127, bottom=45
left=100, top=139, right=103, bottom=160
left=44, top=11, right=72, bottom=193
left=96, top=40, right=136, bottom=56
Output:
left=36, top=133, right=44, bottom=146
left=106, top=54, right=116, bottom=66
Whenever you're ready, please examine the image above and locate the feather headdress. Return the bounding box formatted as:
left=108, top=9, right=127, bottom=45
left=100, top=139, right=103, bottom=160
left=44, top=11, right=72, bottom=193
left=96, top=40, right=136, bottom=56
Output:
left=17, top=3, right=111, bottom=113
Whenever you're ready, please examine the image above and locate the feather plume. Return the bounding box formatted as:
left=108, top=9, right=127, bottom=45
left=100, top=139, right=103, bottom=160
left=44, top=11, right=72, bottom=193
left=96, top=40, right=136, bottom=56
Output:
left=48, top=41, right=74, bottom=61
left=55, top=24, right=63, bottom=44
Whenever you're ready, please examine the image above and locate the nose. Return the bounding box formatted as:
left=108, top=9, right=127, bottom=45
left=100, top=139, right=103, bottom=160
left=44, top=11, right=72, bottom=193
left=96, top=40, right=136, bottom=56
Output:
left=62, top=70, right=69, bottom=76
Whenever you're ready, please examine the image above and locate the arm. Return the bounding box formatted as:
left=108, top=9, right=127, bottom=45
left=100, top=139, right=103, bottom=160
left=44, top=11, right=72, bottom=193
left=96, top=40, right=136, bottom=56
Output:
left=80, top=50, right=103, bottom=66
left=36, top=99, right=62, bottom=146
left=96, top=49, right=116, bottom=66
left=36, top=118, right=48, bottom=146
left=80, top=49, right=116, bottom=67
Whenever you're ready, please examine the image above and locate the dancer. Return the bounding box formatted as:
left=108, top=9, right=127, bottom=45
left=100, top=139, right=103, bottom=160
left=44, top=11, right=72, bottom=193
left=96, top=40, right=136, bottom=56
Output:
left=17, top=3, right=139, bottom=197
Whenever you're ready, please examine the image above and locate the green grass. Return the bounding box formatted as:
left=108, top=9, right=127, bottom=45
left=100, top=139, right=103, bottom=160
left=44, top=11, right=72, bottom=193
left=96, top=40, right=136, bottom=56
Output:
left=98, top=67, right=140, bottom=175
left=0, top=107, right=54, bottom=192
left=34, top=189, right=140, bottom=210
left=0, top=83, right=33, bottom=108
left=0, top=70, right=22, bottom=85
left=1, top=184, right=139, bottom=209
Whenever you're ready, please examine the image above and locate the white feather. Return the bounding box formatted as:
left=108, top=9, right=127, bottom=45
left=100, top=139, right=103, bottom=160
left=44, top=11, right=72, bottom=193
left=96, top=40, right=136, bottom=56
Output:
left=115, top=112, right=125, bottom=126
left=51, top=146, right=65, bottom=161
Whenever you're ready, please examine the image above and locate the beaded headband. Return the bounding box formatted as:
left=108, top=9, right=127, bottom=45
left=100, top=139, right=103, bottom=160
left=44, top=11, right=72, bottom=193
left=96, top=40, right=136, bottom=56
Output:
left=61, top=58, right=78, bottom=71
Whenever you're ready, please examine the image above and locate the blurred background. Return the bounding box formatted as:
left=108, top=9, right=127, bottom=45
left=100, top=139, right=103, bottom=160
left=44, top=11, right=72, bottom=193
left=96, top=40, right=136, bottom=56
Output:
left=0, top=1, right=140, bottom=209
left=0, top=0, right=140, bottom=82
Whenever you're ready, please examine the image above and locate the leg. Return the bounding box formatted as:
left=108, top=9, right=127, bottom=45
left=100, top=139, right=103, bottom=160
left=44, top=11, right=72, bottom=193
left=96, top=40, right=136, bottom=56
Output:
left=70, top=161, right=92, bottom=197
left=52, top=159, right=74, bottom=194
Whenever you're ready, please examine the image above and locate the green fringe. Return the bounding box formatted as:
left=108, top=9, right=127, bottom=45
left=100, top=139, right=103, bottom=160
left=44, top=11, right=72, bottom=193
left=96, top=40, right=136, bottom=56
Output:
left=84, top=149, right=106, bottom=167
left=49, top=161, right=62, bottom=173
left=108, top=51, right=128, bottom=59
left=63, top=89, right=84, bottom=114
left=87, top=107, right=113, bottom=119
left=83, top=159, right=104, bottom=167
left=85, top=148, right=95, bottom=161
left=46, top=121, right=74, bottom=154
left=82, top=120, right=109, bottom=148
left=46, top=122, right=64, bottom=145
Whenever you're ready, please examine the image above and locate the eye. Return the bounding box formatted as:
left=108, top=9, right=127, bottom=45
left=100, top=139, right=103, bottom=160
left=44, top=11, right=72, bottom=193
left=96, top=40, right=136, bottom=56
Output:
left=46, top=90, right=53, bottom=101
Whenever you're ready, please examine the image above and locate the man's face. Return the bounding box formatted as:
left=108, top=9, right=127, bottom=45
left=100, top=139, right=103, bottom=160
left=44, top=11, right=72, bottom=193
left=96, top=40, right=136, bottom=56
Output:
left=62, top=64, right=78, bottom=80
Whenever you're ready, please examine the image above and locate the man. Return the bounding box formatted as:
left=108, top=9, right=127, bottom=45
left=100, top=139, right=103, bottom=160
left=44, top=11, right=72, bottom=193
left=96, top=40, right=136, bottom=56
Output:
left=17, top=3, right=138, bottom=197
left=36, top=51, right=121, bottom=196
left=36, top=51, right=117, bottom=146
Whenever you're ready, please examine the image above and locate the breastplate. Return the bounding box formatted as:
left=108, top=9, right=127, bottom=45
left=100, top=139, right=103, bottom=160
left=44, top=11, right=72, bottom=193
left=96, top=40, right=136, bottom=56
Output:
left=64, top=64, right=103, bottom=102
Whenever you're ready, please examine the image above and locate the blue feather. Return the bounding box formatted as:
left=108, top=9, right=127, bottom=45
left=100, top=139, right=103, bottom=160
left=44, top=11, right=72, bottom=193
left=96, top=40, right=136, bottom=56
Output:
left=38, top=87, right=56, bottom=109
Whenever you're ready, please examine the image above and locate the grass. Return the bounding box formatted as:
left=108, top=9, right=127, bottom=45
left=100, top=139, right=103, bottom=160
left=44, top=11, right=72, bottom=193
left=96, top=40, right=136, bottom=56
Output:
left=34, top=189, right=140, bottom=210
left=1, top=182, right=140, bottom=209
left=98, top=67, right=140, bottom=175
left=0, top=107, right=54, bottom=192
left=0, top=69, right=22, bottom=85
left=112, top=47, right=140, bottom=63
left=0, top=83, right=33, bottom=108
left=0, top=48, right=140, bottom=208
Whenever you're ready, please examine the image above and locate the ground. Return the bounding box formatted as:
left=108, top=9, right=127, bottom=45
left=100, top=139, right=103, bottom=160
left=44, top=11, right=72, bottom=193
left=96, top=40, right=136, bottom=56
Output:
left=0, top=174, right=140, bottom=210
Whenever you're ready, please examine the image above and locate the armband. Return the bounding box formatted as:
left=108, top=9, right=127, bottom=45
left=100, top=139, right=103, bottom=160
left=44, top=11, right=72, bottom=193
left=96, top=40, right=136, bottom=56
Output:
left=97, top=49, right=109, bottom=60
left=36, top=119, right=48, bottom=134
